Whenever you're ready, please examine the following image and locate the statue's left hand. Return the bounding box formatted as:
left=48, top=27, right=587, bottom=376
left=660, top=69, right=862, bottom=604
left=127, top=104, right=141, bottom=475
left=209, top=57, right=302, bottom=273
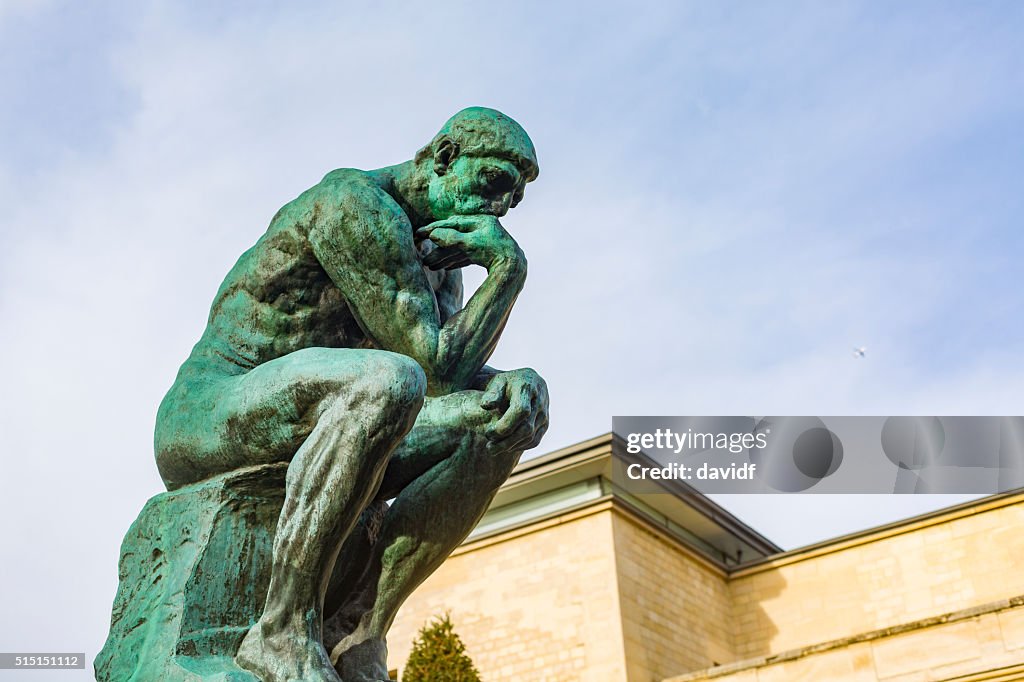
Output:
left=480, top=368, right=549, bottom=451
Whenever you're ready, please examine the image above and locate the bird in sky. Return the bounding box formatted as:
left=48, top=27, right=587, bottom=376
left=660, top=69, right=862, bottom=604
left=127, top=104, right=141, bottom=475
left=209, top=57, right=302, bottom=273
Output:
left=852, top=346, right=867, bottom=359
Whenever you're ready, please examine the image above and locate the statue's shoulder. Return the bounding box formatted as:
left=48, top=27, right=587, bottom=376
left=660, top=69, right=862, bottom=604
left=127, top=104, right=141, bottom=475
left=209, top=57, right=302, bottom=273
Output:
left=319, top=167, right=369, bottom=185
left=312, top=168, right=406, bottom=224
left=316, top=168, right=385, bottom=201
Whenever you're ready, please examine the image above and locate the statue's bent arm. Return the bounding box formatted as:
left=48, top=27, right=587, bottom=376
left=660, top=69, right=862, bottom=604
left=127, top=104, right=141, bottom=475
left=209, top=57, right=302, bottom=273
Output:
left=310, top=184, right=526, bottom=395
left=433, top=266, right=504, bottom=390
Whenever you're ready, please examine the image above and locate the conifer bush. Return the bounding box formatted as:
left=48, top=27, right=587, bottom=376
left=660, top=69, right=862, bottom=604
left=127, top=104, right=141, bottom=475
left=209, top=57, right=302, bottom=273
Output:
left=402, top=613, right=482, bottom=682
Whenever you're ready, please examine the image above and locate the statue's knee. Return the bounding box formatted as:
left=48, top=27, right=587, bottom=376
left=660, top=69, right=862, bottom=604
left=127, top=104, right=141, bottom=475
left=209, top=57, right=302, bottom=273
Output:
left=363, top=353, right=426, bottom=421
left=315, top=353, right=425, bottom=445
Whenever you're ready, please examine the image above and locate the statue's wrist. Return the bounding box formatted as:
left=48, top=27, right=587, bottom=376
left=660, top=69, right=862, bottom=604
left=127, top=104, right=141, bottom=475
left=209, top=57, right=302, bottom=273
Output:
left=488, top=246, right=527, bottom=282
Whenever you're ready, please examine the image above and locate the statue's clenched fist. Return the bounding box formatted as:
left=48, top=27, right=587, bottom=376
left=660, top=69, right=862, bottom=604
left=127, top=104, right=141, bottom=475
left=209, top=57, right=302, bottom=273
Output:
left=480, top=368, right=549, bottom=452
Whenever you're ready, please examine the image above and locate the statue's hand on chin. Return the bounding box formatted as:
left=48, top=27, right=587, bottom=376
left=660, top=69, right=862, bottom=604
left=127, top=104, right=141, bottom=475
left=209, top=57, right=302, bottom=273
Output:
left=416, top=214, right=524, bottom=272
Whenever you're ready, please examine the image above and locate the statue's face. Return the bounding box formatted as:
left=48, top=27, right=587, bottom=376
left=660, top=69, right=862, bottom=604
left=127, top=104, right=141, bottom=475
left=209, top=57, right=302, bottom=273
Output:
left=427, top=155, right=526, bottom=220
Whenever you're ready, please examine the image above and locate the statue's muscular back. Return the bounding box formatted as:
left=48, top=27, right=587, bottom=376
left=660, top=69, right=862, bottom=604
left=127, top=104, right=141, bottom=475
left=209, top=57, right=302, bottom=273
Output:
left=184, top=169, right=452, bottom=375
left=155, top=169, right=454, bottom=489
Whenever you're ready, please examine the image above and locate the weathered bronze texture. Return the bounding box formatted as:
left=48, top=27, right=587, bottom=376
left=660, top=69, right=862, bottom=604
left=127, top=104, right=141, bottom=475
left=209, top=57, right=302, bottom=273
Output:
left=97, top=107, right=549, bottom=682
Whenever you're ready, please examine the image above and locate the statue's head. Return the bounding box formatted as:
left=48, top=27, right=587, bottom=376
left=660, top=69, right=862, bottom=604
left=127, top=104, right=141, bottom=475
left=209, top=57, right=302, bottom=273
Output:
left=416, top=107, right=539, bottom=220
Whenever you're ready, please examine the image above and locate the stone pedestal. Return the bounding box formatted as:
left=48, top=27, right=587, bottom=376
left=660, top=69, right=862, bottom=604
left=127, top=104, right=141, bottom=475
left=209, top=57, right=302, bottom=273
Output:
left=95, top=463, right=287, bottom=681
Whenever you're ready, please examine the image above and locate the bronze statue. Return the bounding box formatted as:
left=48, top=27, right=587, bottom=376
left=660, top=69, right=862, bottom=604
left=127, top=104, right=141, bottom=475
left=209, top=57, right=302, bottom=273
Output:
left=98, top=107, right=549, bottom=682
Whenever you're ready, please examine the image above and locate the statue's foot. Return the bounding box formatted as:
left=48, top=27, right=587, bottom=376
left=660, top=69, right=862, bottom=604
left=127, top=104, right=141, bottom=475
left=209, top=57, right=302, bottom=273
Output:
left=332, top=638, right=391, bottom=682
left=235, top=620, right=341, bottom=682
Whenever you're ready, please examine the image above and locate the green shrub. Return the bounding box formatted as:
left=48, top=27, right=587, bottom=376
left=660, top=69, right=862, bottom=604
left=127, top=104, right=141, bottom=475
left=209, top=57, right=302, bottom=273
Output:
left=402, top=613, right=482, bottom=682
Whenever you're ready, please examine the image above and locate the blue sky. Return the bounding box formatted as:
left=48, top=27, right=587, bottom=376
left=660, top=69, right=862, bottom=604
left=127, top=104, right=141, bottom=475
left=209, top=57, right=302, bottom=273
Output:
left=1, top=0, right=1022, bottom=671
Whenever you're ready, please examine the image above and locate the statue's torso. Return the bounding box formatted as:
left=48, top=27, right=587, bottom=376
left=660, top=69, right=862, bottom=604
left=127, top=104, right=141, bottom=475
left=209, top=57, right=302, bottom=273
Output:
left=181, top=171, right=445, bottom=375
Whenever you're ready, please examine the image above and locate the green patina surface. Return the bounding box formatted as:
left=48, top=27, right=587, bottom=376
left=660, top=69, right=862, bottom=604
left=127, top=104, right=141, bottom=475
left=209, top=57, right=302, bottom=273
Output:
left=96, top=465, right=285, bottom=681
left=98, top=108, right=549, bottom=682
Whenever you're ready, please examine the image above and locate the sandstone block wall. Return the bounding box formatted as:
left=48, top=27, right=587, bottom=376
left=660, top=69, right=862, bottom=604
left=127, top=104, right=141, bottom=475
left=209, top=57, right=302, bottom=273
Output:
left=729, top=497, right=1024, bottom=659
left=389, top=492, right=1024, bottom=682
left=387, top=504, right=627, bottom=681
left=613, top=510, right=734, bottom=680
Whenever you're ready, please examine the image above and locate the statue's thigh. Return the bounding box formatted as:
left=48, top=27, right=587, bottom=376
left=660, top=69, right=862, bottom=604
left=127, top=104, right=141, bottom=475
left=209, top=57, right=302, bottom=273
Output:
left=157, top=347, right=417, bottom=487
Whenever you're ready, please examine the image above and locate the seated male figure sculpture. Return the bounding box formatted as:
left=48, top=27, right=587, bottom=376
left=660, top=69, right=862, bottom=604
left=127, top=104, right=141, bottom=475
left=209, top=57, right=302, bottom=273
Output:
left=154, top=107, right=549, bottom=682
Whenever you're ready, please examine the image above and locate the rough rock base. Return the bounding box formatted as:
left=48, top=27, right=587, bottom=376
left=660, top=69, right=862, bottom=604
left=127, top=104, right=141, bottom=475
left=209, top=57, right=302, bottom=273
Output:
left=95, top=463, right=287, bottom=681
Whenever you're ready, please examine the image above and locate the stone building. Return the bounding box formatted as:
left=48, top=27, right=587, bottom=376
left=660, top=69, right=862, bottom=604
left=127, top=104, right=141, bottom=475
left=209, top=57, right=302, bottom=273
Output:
left=388, top=433, right=1024, bottom=681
